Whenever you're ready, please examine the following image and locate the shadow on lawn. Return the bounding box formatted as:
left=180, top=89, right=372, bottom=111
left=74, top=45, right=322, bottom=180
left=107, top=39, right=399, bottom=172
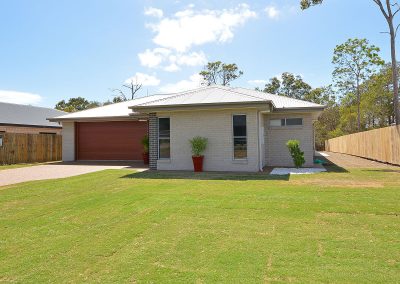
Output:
left=315, top=155, right=348, bottom=173
left=122, top=170, right=290, bottom=181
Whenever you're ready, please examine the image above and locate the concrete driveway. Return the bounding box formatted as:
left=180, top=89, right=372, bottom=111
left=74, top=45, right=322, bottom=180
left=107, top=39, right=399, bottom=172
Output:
left=0, top=161, right=148, bottom=187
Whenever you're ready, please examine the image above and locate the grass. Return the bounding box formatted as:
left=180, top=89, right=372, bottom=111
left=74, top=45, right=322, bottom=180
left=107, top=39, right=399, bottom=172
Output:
left=0, top=162, right=48, bottom=171
left=0, top=168, right=399, bottom=283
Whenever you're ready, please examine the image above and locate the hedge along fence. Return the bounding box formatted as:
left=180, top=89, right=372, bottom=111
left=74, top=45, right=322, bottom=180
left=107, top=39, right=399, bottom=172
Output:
left=0, top=133, right=62, bottom=165
left=325, top=125, right=400, bottom=166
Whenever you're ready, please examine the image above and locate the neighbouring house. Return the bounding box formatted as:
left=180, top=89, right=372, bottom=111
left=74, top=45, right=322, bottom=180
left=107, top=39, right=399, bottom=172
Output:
left=49, top=86, right=324, bottom=172
left=0, top=102, right=65, bottom=164
left=0, top=102, right=65, bottom=135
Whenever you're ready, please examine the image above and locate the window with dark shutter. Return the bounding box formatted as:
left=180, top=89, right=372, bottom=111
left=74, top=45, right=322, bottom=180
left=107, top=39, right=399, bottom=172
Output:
left=233, top=115, right=247, bottom=159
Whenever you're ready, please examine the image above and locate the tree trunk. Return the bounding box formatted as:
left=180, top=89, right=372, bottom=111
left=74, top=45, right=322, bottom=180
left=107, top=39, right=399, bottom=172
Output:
left=375, top=0, right=400, bottom=125
left=356, top=81, right=361, bottom=131
left=388, top=22, right=400, bottom=125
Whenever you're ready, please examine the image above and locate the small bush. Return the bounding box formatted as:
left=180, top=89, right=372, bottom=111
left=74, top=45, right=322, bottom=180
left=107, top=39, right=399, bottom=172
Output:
left=286, top=140, right=305, bottom=168
left=141, top=135, right=149, bottom=153
left=189, top=136, right=208, bottom=157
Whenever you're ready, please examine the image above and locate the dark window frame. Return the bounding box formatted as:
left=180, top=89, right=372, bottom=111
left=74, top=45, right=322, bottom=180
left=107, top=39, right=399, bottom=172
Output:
left=269, top=117, right=303, bottom=127
left=158, top=117, right=171, bottom=159
left=232, top=114, right=247, bottom=160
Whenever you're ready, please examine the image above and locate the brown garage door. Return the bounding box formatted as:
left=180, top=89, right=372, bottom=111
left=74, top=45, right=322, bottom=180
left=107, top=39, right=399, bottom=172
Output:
left=76, top=121, right=148, bottom=160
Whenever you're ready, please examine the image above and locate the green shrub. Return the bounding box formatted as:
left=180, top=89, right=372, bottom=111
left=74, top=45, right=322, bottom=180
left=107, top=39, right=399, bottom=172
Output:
left=286, top=140, right=305, bottom=168
left=189, top=136, right=208, bottom=157
left=141, top=135, right=149, bottom=153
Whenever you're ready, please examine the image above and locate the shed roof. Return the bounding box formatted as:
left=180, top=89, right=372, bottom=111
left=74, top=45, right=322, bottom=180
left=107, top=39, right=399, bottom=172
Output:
left=0, top=102, right=65, bottom=128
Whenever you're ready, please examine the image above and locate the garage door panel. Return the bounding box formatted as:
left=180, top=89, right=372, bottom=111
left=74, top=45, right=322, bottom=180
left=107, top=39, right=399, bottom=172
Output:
left=76, top=121, right=147, bottom=160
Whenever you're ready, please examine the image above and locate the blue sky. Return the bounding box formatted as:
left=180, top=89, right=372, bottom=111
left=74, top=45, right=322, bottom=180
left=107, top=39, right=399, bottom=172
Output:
left=0, top=0, right=394, bottom=107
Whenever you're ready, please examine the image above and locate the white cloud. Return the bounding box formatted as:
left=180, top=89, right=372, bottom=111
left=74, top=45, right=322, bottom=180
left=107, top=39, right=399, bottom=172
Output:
left=159, top=73, right=204, bottom=93
left=147, top=4, right=256, bottom=52
left=138, top=48, right=171, bottom=68
left=265, top=5, right=280, bottom=19
left=248, top=79, right=267, bottom=85
left=144, top=7, right=163, bottom=18
left=176, top=51, right=207, bottom=66
left=125, top=72, right=160, bottom=86
left=0, top=90, right=42, bottom=105
left=139, top=4, right=254, bottom=73
left=164, top=63, right=180, bottom=72
left=138, top=48, right=207, bottom=71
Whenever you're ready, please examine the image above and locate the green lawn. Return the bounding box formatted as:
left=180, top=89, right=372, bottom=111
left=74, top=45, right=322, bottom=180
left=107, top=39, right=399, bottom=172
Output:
left=0, top=163, right=46, bottom=171
left=0, top=168, right=399, bottom=283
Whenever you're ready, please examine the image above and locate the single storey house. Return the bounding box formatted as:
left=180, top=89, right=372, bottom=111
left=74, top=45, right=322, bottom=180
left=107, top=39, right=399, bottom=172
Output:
left=50, top=86, right=324, bottom=172
left=0, top=102, right=65, bottom=135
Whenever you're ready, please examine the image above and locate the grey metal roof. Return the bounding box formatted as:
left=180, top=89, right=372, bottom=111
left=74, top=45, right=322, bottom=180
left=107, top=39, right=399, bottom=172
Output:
left=132, top=86, right=325, bottom=110
left=231, top=87, right=324, bottom=109
left=49, top=86, right=324, bottom=122
left=0, top=102, right=66, bottom=128
left=49, top=94, right=174, bottom=121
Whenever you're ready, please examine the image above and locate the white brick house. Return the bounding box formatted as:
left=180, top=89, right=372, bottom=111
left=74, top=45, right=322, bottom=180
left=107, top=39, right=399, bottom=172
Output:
left=50, top=86, right=324, bottom=172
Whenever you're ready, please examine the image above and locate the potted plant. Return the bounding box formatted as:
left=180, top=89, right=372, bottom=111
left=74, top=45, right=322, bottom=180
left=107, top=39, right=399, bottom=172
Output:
left=189, top=136, right=208, bottom=172
left=141, top=135, right=149, bottom=164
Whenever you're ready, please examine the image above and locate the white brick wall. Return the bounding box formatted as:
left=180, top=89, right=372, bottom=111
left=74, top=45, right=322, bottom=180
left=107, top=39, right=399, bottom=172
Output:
left=62, top=122, right=75, bottom=161
left=264, top=113, right=314, bottom=167
left=156, top=109, right=260, bottom=172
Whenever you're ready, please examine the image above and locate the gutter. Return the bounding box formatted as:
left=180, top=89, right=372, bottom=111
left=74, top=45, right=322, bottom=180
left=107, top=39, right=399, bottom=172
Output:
left=0, top=123, right=62, bottom=129
left=47, top=115, right=148, bottom=122
left=273, top=106, right=325, bottom=112
left=129, top=100, right=271, bottom=110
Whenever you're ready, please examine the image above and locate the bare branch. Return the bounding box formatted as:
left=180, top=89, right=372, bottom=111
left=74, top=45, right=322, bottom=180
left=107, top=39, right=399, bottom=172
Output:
left=373, top=0, right=389, bottom=19
left=122, top=78, right=143, bottom=100
left=393, top=5, right=400, bottom=16
left=395, top=23, right=400, bottom=37
left=110, top=88, right=125, bottom=97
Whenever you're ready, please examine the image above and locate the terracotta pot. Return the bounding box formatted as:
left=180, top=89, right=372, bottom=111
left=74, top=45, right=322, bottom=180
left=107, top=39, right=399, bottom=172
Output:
left=192, top=156, right=204, bottom=172
left=142, top=152, right=149, bottom=165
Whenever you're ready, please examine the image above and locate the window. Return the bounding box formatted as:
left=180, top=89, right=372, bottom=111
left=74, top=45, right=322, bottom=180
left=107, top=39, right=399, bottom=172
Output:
left=270, top=119, right=285, bottom=127
left=270, top=118, right=303, bottom=127
left=158, top=118, right=170, bottom=159
left=286, top=118, right=303, bottom=126
left=233, top=115, right=247, bottom=159
left=0, top=134, right=3, bottom=147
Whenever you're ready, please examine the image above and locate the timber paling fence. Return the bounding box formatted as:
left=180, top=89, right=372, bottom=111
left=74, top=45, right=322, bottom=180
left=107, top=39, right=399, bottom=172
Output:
left=325, top=125, right=400, bottom=166
left=0, top=133, right=62, bottom=165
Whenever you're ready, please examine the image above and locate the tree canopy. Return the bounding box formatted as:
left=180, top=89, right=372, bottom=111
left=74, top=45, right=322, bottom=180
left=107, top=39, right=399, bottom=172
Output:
left=263, top=72, right=312, bottom=100
left=300, top=0, right=323, bottom=10
left=199, top=61, right=243, bottom=86
left=300, top=0, right=400, bottom=125
left=55, top=97, right=101, bottom=113
left=332, top=38, right=384, bottom=130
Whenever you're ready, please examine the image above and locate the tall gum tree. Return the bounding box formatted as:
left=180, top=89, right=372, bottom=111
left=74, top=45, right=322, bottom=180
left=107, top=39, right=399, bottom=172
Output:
left=300, top=0, right=400, bottom=125
left=332, top=38, right=384, bottom=131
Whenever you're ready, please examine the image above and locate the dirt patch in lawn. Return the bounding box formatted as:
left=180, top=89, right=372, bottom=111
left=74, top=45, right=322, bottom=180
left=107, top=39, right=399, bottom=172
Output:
left=290, top=178, right=385, bottom=188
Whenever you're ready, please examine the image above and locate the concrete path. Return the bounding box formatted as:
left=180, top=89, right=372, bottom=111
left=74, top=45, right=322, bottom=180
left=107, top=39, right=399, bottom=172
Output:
left=0, top=161, right=148, bottom=187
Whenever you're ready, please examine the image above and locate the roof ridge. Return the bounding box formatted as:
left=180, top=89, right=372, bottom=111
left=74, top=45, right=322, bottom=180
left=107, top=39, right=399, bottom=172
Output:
left=220, top=86, right=270, bottom=101
left=135, top=85, right=213, bottom=107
